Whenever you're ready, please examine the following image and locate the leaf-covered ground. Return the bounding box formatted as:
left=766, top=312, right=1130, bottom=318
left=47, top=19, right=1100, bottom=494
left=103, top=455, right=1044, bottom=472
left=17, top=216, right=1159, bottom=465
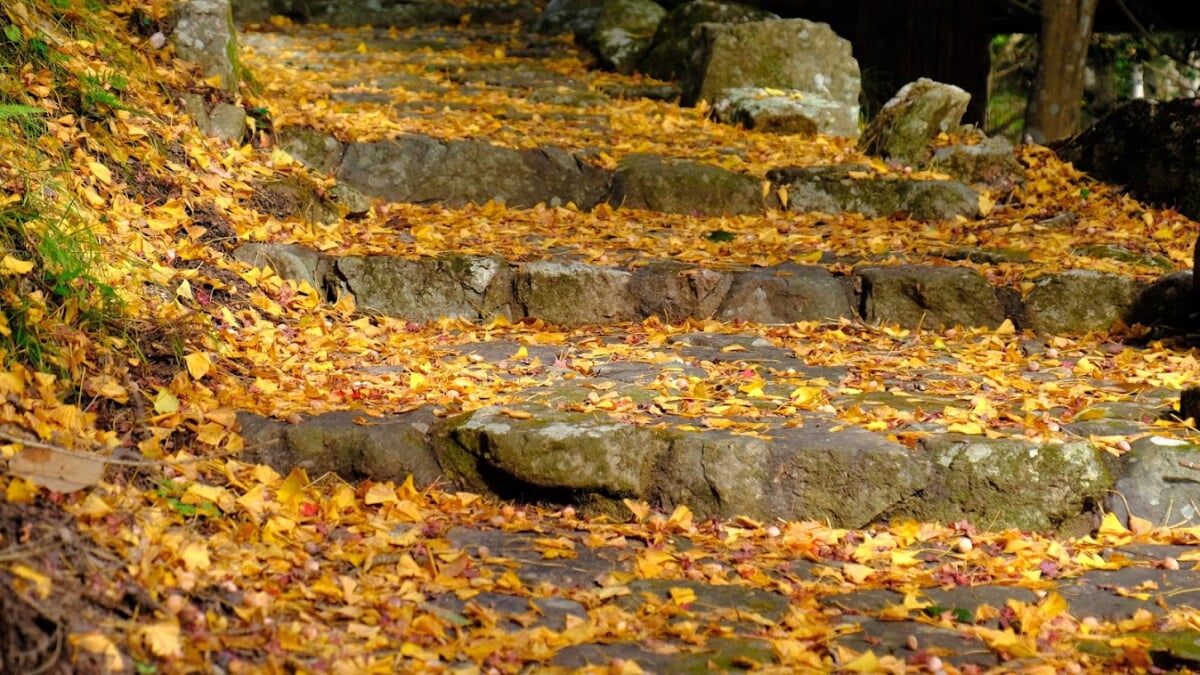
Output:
left=1, top=1, right=1200, bottom=672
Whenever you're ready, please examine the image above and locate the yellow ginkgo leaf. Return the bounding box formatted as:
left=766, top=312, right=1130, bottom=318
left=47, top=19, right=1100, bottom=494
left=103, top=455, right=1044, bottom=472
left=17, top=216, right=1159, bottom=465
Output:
left=185, top=351, right=211, bottom=379
left=88, top=160, right=113, bottom=185
left=153, top=389, right=180, bottom=414
left=1, top=255, right=34, bottom=274
left=139, top=620, right=183, bottom=658
left=11, top=563, right=52, bottom=598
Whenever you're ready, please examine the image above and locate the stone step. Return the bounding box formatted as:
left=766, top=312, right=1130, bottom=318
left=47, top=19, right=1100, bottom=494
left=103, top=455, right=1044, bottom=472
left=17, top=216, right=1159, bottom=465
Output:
left=236, top=329, right=1185, bottom=534
left=232, top=242, right=1192, bottom=334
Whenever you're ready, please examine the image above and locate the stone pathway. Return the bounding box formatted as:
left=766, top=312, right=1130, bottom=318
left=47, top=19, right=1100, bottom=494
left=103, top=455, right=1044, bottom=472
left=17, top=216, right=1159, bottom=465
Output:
left=232, top=15, right=1200, bottom=670
left=421, top=521, right=1200, bottom=672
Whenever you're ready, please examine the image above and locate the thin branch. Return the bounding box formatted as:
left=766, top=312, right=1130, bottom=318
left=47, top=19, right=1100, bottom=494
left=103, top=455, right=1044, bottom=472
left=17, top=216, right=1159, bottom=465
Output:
left=1112, top=0, right=1198, bottom=68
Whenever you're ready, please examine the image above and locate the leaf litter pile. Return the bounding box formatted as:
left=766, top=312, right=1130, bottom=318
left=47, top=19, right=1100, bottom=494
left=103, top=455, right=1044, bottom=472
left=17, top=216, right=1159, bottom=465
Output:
left=1, top=0, right=1200, bottom=671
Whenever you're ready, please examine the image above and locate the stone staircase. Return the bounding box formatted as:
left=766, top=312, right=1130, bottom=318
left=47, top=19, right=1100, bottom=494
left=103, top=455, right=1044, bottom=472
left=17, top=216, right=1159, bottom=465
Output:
left=231, top=20, right=1200, bottom=536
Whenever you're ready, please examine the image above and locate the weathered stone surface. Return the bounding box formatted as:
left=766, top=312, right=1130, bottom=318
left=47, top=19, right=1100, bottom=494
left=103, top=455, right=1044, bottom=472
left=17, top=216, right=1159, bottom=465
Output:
left=1021, top=270, right=1143, bottom=334
left=237, top=410, right=442, bottom=484
left=1073, top=245, right=1175, bottom=274
left=236, top=413, right=288, bottom=473
left=328, top=182, right=371, bottom=217
left=610, top=153, right=774, bottom=216
left=337, top=254, right=515, bottom=322
left=592, top=0, right=666, bottom=74
left=769, top=165, right=979, bottom=220
left=758, top=423, right=929, bottom=527
left=423, top=591, right=588, bottom=634
left=618, top=579, right=789, bottom=622
left=824, top=585, right=1039, bottom=620
left=907, top=435, right=1113, bottom=531
left=232, top=243, right=334, bottom=295
left=711, top=88, right=853, bottom=137
left=554, top=637, right=777, bottom=672
left=516, top=261, right=638, bottom=326
left=639, top=0, right=776, bottom=82
left=684, top=19, right=861, bottom=119
left=1063, top=401, right=1162, bottom=439
left=435, top=405, right=928, bottom=527
left=859, top=78, right=970, bottom=165
left=854, top=265, right=1006, bottom=329
left=929, top=136, right=1023, bottom=189
left=629, top=261, right=732, bottom=320
left=533, top=0, right=607, bottom=37
left=1056, top=98, right=1200, bottom=222
left=338, top=135, right=611, bottom=209
left=1061, top=567, right=1200, bottom=621
left=1107, top=437, right=1200, bottom=528
left=832, top=617, right=1001, bottom=669
left=179, top=94, right=246, bottom=142
left=717, top=264, right=852, bottom=323
left=1126, top=271, right=1197, bottom=335
left=653, top=429, right=774, bottom=519
left=436, top=404, right=668, bottom=502
left=249, top=175, right=343, bottom=224
left=276, top=126, right=344, bottom=175
left=171, top=0, right=240, bottom=92
left=667, top=331, right=806, bottom=366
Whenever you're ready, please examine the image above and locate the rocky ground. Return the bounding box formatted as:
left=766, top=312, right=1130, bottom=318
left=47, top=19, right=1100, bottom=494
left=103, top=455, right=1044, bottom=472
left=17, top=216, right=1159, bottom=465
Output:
left=198, top=16, right=1200, bottom=671
left=232, top=20, right=1200, bottom=538
left=6, top=3, right=1200, bottom=671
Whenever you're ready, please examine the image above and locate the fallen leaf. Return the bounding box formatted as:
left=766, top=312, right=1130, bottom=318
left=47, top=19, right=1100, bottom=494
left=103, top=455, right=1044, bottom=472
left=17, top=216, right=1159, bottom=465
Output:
left=8, top=446, right=104, bottom=492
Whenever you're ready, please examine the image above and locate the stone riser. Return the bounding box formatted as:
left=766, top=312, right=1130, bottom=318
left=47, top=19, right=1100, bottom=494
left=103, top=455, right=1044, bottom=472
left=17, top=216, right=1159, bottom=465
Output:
left=234, top=242, right=1192, bottom=334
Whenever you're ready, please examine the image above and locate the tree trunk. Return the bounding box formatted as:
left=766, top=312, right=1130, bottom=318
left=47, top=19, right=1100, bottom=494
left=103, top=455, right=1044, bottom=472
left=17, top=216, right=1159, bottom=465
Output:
left=1024, top=0, right=1099, bottom=143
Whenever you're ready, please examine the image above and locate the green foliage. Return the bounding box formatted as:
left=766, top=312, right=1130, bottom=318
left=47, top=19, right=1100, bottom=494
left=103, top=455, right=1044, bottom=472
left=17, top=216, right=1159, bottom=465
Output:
left=0, top=103, right=47, bottom=139
left=0, top=197, right=123, bottom=376
left=155, top=480, right=223, bottom=518
left=79, top=70, right=132, bottom=117
left=0, top=2, right=141, bottom=380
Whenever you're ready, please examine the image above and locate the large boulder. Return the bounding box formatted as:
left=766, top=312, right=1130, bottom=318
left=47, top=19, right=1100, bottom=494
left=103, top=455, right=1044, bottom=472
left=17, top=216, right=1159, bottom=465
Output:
left=1126, top=272, right=1197, bottom=335
left=436, top=405, right=668, bottom=506
left=232, top=243, right=335, bottom=295
left=1056, top=98, right=1200, bottom=223
left=533, top=0, right=607, bottom=38
left=682, top=18, right=861, bottom=118
left=1056, top=99, right=1200, bottom=293
left=639, top=0, right=776, bottom=82
left=859, top=78, right=971, bottom=166
left=434, top=404, right=930, bottom=526
left=170, top=0, right=240, bottom=93
left=592, top=0, right=666, bottom=74
left=237, top=410, right=442, bottom=484
left=276, top=126, right=344, bottom=175
left=179, top=93, right=246, bottom=142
